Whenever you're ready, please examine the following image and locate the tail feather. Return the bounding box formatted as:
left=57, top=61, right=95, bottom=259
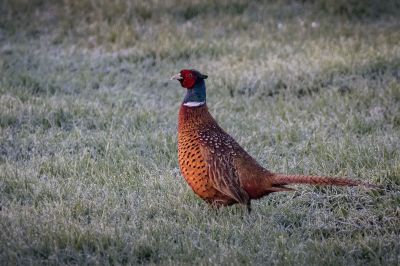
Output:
left=271, top=174, right=377, bottom=188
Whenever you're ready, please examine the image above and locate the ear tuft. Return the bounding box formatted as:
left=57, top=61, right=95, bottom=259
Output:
left=201, top=74, right=208, bottom=79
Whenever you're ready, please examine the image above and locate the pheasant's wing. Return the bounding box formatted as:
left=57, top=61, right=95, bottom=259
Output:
left=202, top=149, right=250, bottom=205
left=198, top=128, right=250, bottom=205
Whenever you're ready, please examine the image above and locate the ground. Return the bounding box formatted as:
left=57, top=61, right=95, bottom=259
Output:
left=0, top=0, right=399, bottom=265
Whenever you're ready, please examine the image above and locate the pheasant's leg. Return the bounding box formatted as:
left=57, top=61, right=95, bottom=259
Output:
left=246, top=201, right=252, bottom=213
left=210, top=199, right=252, bottom=214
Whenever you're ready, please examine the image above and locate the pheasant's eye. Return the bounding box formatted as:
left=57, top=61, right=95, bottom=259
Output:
left=188, top=74, right=193, bottom=78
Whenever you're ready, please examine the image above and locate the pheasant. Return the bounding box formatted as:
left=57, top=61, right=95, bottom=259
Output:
left=171, top=69, right=375, bottom=212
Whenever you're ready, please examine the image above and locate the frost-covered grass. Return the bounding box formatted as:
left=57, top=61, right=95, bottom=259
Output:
left=0, top=0, right=399, bottom=265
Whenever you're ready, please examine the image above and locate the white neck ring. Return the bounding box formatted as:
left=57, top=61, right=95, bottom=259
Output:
left=183, top=101, right=205, bottom=107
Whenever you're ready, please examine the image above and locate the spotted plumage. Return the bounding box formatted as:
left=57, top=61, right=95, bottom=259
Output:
left=172, top=69, right=377, bottom=211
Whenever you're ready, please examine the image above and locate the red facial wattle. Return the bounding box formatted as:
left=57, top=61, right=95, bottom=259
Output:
left=181, top=70, right=196, bottom=89
left=182, top=76, right=195, bottom=89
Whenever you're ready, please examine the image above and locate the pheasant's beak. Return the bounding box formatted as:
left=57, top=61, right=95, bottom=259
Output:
left=170, top=73, right=183, bottom=81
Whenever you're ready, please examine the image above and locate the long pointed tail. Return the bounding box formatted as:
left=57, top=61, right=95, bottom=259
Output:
left=271, top=174, right=378, bottom=188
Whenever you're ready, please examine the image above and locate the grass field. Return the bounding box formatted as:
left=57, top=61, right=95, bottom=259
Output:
left=1, top=0, right=399, bottom=265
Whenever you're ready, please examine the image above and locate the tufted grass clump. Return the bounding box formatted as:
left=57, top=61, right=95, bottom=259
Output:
left=1, top=0, right=399, bottom=265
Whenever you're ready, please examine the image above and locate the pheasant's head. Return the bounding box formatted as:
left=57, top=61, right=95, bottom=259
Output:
left=171, top=69, right=208, bottom=106
left=170, top=69, right=208, bottom=89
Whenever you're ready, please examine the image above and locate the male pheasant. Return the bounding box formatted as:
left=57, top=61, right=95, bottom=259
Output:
left=171, top=69, right=375, bottom=212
